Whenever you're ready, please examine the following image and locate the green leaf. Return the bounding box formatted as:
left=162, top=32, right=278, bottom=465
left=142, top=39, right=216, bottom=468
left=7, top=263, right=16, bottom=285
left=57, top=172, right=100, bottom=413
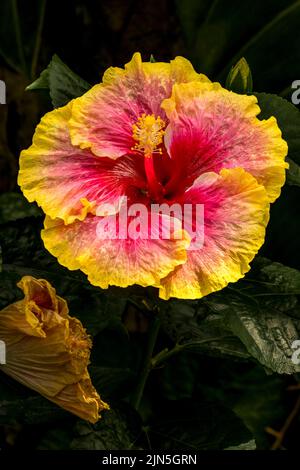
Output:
left=158, top=353, right=201, bottom=401
left=255, top=92, right=300, bottom=186
left=0, top=218, right=43, bottom=269
left=286, top=158, right=300, bottom=187
left=230, top=366, right=286, bottom=448
left=149, top=398, right=253, bottom=450
left=89, top=366, right=135, bottom=399
left=225, top=439, right=256, bottom=450
left=219, top=1, right=300, bottom=91
left=225, top=57, right=253, bottom=93
left=64, top=287, right=128, bottom=336
left=257, top=258, right=300, bottom=293
left=71, top=404, right=141, bottom=450
left=0, top=395, right=69, bottom=425
left=27, top=68, right=49, bottom=90
left=91, top=325, right=132, bottom=371
left=160, top=257, right=300, bottom=374
left=206, top=257, right=300, bottom=373
left=255, top=93, right=300, bottom=164
left=0, top=0, right=48, bottom=76
left=262, top=184, right=300, bottom=267
left=222, top=296, right=300, bottom=374
left=191, top=360, right=286, bottom=449
left=0, top=272, right=22, bottom=310
left=37, top=427, right=73, bottom=450
left=160, top=299, right=250, bottom=360
left=27, top=54, right=91, bottom=107
left=175, top=0, right=211, bottom=47
left=0, top=0, right=26, bottom=74
left=0, top=374, right=69, bottom=425
left=0, top=192, right=41, bottom=224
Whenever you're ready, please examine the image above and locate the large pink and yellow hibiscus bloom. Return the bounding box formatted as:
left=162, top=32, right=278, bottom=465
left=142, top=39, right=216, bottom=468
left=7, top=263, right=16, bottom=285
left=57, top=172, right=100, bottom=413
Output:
left=18, top=53, right=288, bottom=300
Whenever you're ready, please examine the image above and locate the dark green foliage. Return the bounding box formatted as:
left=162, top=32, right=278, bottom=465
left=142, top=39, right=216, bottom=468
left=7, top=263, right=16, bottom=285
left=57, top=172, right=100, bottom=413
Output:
left=70, top=404, right=142, bottom=450
left=148, top=398, right=253, bottom=450
left=254, top=93, right=300, bottom=186
left=225, top=58, right=253, bottom=93
left=27, top=54, right=91, bottom=108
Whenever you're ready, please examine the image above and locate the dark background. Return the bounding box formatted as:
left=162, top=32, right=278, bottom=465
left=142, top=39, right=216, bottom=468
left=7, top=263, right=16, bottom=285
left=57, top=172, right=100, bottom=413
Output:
left=1, top=0, right=300, bottom=451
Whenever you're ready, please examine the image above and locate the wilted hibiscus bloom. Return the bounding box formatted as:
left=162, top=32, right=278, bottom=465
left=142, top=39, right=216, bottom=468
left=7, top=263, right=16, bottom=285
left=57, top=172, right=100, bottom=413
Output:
left=19, top=53, right=288, bottom=299
left=0, top=276, right=109, bottom=423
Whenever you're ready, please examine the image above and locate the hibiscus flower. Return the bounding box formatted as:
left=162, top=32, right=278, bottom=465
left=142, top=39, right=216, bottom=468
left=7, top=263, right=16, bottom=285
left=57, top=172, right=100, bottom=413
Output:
left=18, top=53, right=288, bottom=299
left=0, top=276, right=109, bottom=423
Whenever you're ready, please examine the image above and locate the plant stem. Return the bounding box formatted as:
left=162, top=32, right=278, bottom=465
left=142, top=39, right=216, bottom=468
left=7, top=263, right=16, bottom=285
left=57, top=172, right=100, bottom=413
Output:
left=151, top=336, right=230, bottom=368
left=131, top=314, right=160, bottom=411
left=31, top=0, right=47, bottom=79
left=151, top=345, right=185, bottom=367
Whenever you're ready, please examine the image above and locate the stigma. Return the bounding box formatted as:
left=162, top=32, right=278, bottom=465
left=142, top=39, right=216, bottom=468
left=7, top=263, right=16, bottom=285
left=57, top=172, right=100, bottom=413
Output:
left=132, top=113, right=165, bottom=158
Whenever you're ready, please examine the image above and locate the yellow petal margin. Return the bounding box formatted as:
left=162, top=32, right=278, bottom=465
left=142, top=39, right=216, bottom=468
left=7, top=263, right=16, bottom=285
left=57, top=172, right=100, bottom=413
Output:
left=159, top=168, right=270, bottom=300
left=42, top=213, right=190, bottom=289
left=162, top=81, right=288, bottom=203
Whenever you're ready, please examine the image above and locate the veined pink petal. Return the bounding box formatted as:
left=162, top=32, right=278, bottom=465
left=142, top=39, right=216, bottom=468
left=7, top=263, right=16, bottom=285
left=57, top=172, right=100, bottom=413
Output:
left=68, top=52, right=209, bottom=159
left=42, top=212, right=190, bottom=289
left=18, top=101, right=146, bottom=224
left=159, top=167, right=270, bottom=300
left=162, top=81, right=288, bottom=202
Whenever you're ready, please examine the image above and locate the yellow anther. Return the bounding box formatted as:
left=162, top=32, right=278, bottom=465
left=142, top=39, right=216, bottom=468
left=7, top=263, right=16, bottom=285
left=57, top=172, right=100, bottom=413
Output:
left=132, top=113, right=165, bottom=158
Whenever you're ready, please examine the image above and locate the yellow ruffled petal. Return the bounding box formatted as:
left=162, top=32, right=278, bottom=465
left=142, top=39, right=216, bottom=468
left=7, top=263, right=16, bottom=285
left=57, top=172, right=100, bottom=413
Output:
left=18, top=102, right=115, bottom=225
left=50, top=376, right=109, bottom=424
left=103, top=52, right=210, bottom=86
left=42, top=213, right=190, bottom=289
left=159, top=168, right=270, bottom=300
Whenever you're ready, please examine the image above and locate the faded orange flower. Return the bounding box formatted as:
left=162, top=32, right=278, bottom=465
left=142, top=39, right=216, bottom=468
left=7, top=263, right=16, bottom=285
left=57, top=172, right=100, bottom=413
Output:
left=0, top=276, right=109, bottom=423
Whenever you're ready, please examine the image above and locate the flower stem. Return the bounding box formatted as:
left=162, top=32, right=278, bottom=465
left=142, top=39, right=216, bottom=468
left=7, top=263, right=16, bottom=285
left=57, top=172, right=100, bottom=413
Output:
left=151, top=336, right=232, bottom=368
left=151, top=344, right=185, bottom=368
left=131, top=314, right=160, bottom=411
